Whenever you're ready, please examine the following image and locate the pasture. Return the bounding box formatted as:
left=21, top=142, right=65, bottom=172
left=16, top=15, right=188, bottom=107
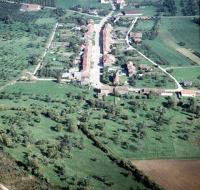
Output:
left=56, top=0, right=111, bottom=9
left=143, top=17, right=200, bottom=67
left=0, top=81, right=153, bottom=190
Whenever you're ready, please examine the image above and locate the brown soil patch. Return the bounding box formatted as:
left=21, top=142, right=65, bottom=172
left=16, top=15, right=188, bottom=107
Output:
left=132, top=159, right=200, bottom=190
left=176, top=48, right=200, bottom=65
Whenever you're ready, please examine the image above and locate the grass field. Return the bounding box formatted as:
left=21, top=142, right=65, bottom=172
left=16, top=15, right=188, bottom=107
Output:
left=143, top=17, right=200, bottom=67
left=56, top=0, right=111, bottom=9
left=0, top=81, right=153, bottom=190
left=87, top=95, right=200, bottom=159
left=171, top=67, right=200, bottom=88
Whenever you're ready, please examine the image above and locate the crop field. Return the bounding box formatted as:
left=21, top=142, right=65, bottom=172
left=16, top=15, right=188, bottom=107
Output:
left=143, top=17, right=200, bottom=67
left=0, top=81, right=156, bottom=190
left=133, top=160, right=200, bottom=190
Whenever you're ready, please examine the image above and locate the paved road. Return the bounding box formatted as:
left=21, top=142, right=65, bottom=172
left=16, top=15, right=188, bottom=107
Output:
left=90, top=11, right=114, bottom=88
left=125, top=17, right=183, bottom=91
left=33, top=22, right=58, bottom=76
left=0, top=184, right=10, bottom=190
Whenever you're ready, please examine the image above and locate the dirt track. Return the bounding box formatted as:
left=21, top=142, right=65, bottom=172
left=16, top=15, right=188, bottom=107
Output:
left=132, top=160, right=200, bottom=190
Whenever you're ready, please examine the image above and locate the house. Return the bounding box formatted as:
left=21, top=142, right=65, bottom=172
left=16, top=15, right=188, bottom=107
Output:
left=81, top=40, right=93, bottom=82
left=139, top=64, right=152, bottom=72
left=103, top=54, right=116, bottom=67
left=126, top=61, right=137, bottom=76
left=102, top=23, right=113, bottom=55
left=181, top=81, right=193, bottom=87
left=84, top=19, right=95, bottom=41
left=20, top=4, right=41, bottom=11
left=181, top=90, right=196, bottom=97
left=100, top=0, right=110, bottom=3
left=116, top=0, right=125, bottom=9
left=113, top=70, right=120, bottom=85
left=115, top=86, right=129, bottom=94
left=100, top=86, right=113, bottom=96
left=130, top=32, right=143, bottom=44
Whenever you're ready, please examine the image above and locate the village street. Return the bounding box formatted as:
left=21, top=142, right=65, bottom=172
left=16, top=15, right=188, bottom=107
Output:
left=90, top=10, right=114, bottom=88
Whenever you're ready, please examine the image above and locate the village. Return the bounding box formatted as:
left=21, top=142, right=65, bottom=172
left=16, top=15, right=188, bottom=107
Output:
left=13, top=0, right=200, bottom=100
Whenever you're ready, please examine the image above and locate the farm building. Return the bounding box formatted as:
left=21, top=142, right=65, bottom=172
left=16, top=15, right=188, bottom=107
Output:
left=127, top=61, right=137, bottom=76
left=115, top=86, right=129, bottom=94
left=103, top=54, right=116, bottom=66
left=181, top=81, right=193, bottom=87
left=139, top=64, right=152, bottom=72
left=100, top=0, right=110, bottom=3
left=113, top=70, right=120, bottom=85
left=102, top=23, right=113, bottom=55
left=130, top=32, right=143, bottom=44
left=181, top=90, right=196, bottom=97
left=85, top=19, right=95, bottom=41
left=116, top=0, right=125, bottom=9
left=81, top=40, right=93, bottom=82
left=20, top=4, right=41, bottom=11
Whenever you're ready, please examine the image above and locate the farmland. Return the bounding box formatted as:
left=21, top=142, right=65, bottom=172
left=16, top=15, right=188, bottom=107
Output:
left=140, top=17, right=200, bottom=67
left=0, top=0, right=200, bottom=189
left=133, top=160, right=200, bottom=190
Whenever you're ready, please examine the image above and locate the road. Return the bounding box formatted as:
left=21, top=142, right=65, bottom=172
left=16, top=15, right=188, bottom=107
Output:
left=0, top=184, right=10, bottom=190
left=90, top=11, right=114, bottom=88
left=125, top=17, right=183, bottom=91
left=32, top=22, right=58, bottom=76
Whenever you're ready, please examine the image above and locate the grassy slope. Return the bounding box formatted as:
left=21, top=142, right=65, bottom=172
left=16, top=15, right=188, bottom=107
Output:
left=0, top=81, right=151, bottom=190
left=144, top=17, right=200, bottom=67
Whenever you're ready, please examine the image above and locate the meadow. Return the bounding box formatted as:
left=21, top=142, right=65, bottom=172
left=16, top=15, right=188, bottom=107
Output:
left=56, top=0, right=111, bottom=9
left=143, top=17, right=200, bottom=67
left=0, top=81, right=157, bottom=190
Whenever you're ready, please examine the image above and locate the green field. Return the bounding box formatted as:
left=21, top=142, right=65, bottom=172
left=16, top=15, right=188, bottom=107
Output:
left=56, top=0, right=111, bottom=9
left=0, top=81, right=157, bottom=190
left=171, top=67, right=200, bottom=88
left=0, top=4, right=57, bottom=87
left=143, top=17, right=200, bottom=67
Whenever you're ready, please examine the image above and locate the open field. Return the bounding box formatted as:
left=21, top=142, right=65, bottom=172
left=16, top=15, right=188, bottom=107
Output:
left=56, top=0, right=111, bottom=9
left=133, top=159, right=200, bottom=190
left=171, top=67, right=200, bottom=87
left=143, top=17, right=200, bottom=67
left=0, top=81, right=155, bottom=190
